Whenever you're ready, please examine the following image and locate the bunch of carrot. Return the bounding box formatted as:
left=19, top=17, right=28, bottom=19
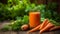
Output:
left=27, top=19, right=60, bottom=34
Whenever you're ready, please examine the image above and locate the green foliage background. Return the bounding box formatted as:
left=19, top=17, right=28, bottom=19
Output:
left=0, top=0, right=60, bottom=22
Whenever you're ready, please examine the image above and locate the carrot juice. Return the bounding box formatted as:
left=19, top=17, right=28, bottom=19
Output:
left=29, top=12, right=40, bottom=28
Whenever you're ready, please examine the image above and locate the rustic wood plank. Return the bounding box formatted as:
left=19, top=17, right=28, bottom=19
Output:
left=42, top=30, right=60, bottom=34
left=19, top=31, right=39, bottom=34
left=18, top=30, right=60, bottom=34
left=0, top=31, right=11, bottom=34
left=0, top=31, right=17, bottom=34
left=54, top=30, right=60, bottom=34
left=11, top=31, right=17, bottom=34
left=43, top=31, right=55, bottom=34
left=0, top=30, right=60, bottom=34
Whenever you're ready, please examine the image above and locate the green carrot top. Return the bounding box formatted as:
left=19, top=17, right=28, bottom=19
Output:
left=49, top=19, right=60, bottom=26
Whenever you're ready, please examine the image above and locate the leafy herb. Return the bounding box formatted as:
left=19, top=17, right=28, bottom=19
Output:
left=1, top=15, right=29, bottom=31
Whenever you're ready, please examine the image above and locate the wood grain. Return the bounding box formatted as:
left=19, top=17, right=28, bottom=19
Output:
left=0, top=30, right=60, bottom=34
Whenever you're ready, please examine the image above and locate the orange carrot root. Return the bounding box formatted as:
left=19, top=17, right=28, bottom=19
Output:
left=40, top=23, right=54, bottom=34
left=49, top=26, right=60, bottom=31
left=27, top=24, right=41, bottom=34
left=40, top=19, right=49, bottom=30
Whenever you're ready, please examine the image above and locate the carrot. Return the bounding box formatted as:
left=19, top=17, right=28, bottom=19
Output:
left=40, top=23, right=54, bottom=34
left=29, top=12, right=40, bottom=28
left=40, top=19, right=49, bottom=30
left=27, top=24, right=41, bottom=34
left=49, top=26, right=60, bottom=31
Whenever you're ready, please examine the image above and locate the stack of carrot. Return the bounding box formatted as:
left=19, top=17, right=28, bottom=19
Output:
left=27, top=19, right=60, bottom=34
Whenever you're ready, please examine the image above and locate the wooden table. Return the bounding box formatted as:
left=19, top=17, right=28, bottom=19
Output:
left=0, top=22, right=60, bottom=34
left=0, top=30, right=60, bottom=34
